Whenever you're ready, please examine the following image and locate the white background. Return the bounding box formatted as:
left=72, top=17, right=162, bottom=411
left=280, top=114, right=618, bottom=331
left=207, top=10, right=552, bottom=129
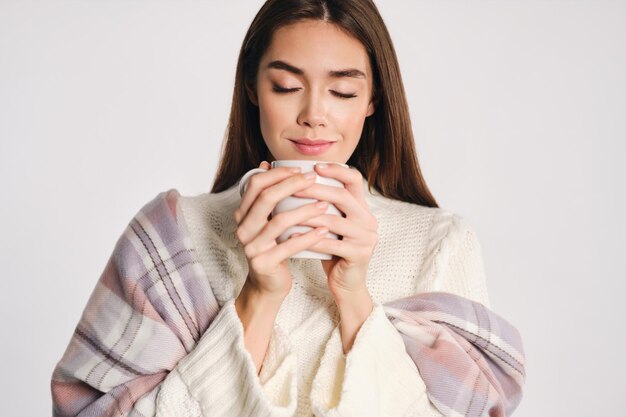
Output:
left=1, top=1, right=624, bottom=415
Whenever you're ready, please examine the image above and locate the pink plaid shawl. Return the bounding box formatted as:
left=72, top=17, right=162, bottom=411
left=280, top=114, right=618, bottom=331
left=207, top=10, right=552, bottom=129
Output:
left=51, top=189, right=525, bottom=416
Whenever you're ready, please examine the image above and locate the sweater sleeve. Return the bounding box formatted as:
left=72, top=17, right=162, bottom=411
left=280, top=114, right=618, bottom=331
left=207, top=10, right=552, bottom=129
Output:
left=156, top=299, right=298, bottom=417
left=419, top=212, right=491, bottom=307
left=308, top=212, right=491, bottom=417
left=309, top=301, right=444, bottom=417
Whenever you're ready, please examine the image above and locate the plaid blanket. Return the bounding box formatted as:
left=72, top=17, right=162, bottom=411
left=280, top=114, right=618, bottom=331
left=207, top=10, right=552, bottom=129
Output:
left=51, top=189, right=525, bottom=417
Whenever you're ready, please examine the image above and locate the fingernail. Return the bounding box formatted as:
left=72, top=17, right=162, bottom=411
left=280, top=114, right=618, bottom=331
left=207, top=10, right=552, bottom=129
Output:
left=304, top=171, right=316, bottom=180
left=316, top=163, right=328, bottom=169
left=316, top=201, right=328, bottom=209
left=316, top=227, right=329, bottom=235
left=291, top=167, right=302, bottom=173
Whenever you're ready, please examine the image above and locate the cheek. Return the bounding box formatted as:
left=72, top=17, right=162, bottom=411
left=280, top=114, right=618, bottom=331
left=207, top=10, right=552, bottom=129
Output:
left=332, top=103, right=369, bottom=135
left=258, top=96, right=292, bottom=135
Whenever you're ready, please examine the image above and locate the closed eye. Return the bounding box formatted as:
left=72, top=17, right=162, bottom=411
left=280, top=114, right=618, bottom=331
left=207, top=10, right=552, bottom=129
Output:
left=331, top=90, right=358, bottom=99
left=272, top=85, right=300, bottom=94
left=271, top=84, right=357, bottom=99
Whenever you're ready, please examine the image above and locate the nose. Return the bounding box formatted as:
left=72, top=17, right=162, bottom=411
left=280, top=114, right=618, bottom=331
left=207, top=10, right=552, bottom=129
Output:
left=297, top=91, right=327, bottom=128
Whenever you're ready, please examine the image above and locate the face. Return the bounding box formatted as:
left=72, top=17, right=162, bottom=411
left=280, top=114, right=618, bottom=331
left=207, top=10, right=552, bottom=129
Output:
left=249, top=20, right=375, bottom=164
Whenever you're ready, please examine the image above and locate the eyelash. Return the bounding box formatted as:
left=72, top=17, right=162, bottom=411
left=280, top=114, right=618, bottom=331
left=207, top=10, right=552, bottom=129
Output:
left=272, top=84, right=357, bottom=99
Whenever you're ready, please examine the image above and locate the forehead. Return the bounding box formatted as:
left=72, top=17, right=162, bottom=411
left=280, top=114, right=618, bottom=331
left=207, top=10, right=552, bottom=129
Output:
left=261, top=20, right=371, bottom=79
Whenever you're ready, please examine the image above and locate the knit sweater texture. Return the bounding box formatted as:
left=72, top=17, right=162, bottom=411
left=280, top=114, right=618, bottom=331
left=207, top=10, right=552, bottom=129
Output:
left=154, top=179, right=491, bottom=417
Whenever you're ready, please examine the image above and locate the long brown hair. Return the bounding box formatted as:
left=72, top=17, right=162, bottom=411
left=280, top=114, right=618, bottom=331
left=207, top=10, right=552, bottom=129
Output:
left=211, top=0, right=438, bottom=208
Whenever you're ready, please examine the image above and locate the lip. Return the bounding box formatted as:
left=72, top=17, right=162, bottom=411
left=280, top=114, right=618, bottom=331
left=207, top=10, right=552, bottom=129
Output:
left=290, top=138, right=336, bottom=145
left=289, top=139, right=335, bottom=156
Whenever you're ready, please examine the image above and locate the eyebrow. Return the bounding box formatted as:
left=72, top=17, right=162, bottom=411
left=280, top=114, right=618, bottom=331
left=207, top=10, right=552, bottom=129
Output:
left=266, top=60, right=366, bottom=79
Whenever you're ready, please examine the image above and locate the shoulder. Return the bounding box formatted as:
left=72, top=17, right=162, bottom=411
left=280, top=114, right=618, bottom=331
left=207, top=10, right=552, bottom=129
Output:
left=122, top=188, right=184, bottom=240
left=108, top=188, right=190, bottom=279
left=365, top=187, right=476, bottom=246
left=120, top=186, right=237, bottom=251
left=425, top=208, right=481, bottom=260
left=416, top=207, right=490, bottom=306
left=366, top=188, right=485, bottom=272
left=176, top=186, right=240, bottom=215
left=175, top=186, right=241, bottom=248
left=365, top=189, right=490, bottom=302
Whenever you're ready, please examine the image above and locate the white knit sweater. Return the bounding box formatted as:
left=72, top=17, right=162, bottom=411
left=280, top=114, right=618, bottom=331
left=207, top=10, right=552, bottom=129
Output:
left=154, top=179, right=491, bottom=417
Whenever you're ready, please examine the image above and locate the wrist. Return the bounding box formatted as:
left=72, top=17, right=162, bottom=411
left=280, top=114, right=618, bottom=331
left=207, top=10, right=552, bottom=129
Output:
left=234, top=281, right=285, bottom=375
left=235, top=281, right=284, bottom=329
left=335, top=287, right=374, bottom=354
left=334, top=286, right=373, bottom=315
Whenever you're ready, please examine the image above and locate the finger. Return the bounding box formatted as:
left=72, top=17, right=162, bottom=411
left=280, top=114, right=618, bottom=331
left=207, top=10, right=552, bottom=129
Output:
left=236, top=172, right=318, bottom=243
left=235, top=166, right=300, bottom=224
left=314, top=163, right=367, bottom=207
left=298, top=213, right=371, bottom=238
left=293, top=183, right=367, bottom=219
left=242, top=200, right=329, bottom=253
left=261, top=227, right=330, bottom=265
left=307, top=235, right=375, bottom=260
left=262, top=200, right=329, bottom=242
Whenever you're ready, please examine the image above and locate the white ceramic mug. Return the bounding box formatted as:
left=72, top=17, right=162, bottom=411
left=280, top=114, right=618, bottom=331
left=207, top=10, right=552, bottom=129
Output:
left=238, top=160, right=347, bottom=259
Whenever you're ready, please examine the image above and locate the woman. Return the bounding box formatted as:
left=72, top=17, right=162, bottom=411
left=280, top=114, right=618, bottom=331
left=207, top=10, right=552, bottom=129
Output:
left=52, top=1, right=525, bottom=416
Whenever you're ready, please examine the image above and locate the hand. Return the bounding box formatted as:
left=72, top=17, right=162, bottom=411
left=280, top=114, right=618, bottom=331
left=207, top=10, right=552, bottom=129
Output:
left=293, top=163, right=379, bottom=302
left=234, top=161, right=331, bottom=301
